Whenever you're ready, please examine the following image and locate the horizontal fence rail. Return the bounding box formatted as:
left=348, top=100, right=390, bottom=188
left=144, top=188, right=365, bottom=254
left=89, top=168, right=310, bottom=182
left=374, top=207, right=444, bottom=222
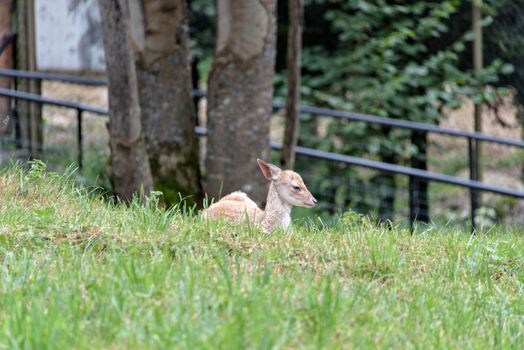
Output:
left=0, top=87, right=107, bottom=115
left=1, top=69, right=524, bottom=230
left=0, top=69, right=107, bottom=86
left=196, top=124, right=524, bottom=199
left=287, top=103, right=524, bottom=148
left=4, top=87, right=523, bottom=198
left=3, top=69, right=524, bottom=147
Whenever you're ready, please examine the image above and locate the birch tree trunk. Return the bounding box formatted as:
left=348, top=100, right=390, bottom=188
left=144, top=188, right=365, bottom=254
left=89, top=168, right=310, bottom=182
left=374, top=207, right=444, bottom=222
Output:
left=132, top=0, right=202, bottom=204
left=98, top=0, right=153, bottom=202
left=205, top=0, right=277, bottom=205
left=280, top=0, right=303, bottom=170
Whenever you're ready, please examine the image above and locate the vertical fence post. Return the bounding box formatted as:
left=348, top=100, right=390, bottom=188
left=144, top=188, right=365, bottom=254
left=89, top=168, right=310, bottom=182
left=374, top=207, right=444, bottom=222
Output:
left=409, top=130, right=430, bottom=228
left=76, top=108, right=83, bottom=171
left=468, top=137, right=478, bottom=233
left=409, top=174, right=416, bottom=228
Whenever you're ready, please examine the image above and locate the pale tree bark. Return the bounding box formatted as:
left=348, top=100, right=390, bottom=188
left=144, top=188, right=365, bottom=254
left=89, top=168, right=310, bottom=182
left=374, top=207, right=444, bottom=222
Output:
left=131, top=0, right=202, bottom=204
left=206, top=0, right=277, bottom=205
left=98, top=0, right=153, bottom=202
left=280, top=0, right=303, bottom=170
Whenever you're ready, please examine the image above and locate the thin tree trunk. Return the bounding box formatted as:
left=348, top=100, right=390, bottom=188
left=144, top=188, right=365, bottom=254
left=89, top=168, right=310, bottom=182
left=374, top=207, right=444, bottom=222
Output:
left=0, top=0, right=13, bottom=137
left=280, top=0, right=303, bottom=170
left=27, top=0, right=42, bottom=158
left=98, top=0, right=153, bottom=202
left=15, top=0, right=30, bottom=156
left=133, top=0, right=202, bottom=205
left=14, top=0, right=42, bottom=159
left=0, top=0, right=13, bottom=165
left=472, top=0, right=483, bottom=183
left=206, top=0, right=277, bottom=205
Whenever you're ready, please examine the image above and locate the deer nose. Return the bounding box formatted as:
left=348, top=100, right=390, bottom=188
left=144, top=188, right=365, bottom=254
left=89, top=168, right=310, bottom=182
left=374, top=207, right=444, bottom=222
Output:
left=311, top=197, right=317, bottom=205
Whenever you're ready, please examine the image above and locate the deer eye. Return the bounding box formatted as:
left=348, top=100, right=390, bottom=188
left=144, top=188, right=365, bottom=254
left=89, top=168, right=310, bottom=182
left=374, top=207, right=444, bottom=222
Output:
left=292, top=185, right=301, bottom=191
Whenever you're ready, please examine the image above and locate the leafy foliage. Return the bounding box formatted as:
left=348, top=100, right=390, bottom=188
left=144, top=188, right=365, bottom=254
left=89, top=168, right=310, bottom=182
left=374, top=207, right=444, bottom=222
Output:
left=484, top=0, right=524, bottom=121
left=188, top=0, right=216, bottom=84
left=291, top=0, right=511, bottom=217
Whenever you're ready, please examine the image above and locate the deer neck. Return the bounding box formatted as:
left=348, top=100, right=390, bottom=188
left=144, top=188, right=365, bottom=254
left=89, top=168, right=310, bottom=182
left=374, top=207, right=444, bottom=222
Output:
left=262, top=182, right=292, bottom=232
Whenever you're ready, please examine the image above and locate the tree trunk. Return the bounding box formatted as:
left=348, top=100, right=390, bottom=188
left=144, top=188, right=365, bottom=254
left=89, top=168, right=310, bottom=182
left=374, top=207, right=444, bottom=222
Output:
left=132, top=0, right=202, bottom=205
left=206, top=0, right=277, bottom=205
left=27, top=0, right=42, bottom=158
left=15, top=0, right=30, bottom=156
left=98, top=0, right=153, bottom=202
left=280, top=0, right=303, bottom=170
left=0, top=0, right=13, bottom=165
left=0, top=0, right=13, bottom=136
left=14, top=0, right=42, bottom=159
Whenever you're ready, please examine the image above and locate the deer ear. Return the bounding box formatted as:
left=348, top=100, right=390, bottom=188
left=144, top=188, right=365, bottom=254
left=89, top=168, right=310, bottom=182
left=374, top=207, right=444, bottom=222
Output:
left=257, top=159, right=281, bottom=181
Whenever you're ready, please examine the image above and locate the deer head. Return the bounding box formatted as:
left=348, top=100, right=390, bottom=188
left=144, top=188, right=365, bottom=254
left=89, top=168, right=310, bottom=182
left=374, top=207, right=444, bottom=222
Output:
left=257, top=159, right=317, bottom=208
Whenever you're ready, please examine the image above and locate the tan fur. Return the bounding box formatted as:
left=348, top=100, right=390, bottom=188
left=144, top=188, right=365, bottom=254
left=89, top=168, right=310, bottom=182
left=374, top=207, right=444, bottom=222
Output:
left=202, top=191, right=263, bottom=224
left=202, top=160, right=316, bottom=232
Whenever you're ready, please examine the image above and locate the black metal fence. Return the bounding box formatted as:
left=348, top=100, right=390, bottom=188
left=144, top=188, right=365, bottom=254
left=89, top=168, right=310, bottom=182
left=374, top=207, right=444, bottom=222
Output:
left=1, top=69, right=524, bottom=230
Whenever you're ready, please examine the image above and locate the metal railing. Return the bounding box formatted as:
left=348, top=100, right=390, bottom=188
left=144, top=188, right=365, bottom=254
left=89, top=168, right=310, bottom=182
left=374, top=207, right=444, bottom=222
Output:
left=1, top=69, right=523, bottom=230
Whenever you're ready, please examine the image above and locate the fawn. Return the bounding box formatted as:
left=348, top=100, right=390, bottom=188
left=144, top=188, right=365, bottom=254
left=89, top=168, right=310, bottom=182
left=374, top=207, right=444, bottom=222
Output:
left=202, top=159, right=317, bottom=232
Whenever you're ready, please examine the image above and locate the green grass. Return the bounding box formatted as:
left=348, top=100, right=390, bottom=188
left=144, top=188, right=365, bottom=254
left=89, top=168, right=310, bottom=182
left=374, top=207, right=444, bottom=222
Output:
left=0, top=163, right=523, bottom=349
left=42, top=106, right=111, bottom=191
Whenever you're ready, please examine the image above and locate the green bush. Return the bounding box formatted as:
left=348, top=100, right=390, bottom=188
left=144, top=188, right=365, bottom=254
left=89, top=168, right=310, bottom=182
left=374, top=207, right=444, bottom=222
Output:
left=292, top=0, right=510, bottom=218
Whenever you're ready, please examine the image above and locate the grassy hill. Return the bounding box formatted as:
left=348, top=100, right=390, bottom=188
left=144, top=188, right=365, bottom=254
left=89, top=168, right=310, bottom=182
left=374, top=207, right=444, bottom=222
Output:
left=0, top=163, right=523, bottom=349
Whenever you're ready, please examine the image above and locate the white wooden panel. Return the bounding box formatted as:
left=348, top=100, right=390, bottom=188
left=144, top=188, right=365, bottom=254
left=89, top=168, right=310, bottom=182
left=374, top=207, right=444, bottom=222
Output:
left=35, top=0, right=106, bottom=72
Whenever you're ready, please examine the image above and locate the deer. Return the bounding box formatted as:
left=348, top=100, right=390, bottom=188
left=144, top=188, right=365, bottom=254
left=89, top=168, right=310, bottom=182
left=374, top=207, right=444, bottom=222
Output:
left=202, top=159, right=317, bottom=233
